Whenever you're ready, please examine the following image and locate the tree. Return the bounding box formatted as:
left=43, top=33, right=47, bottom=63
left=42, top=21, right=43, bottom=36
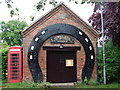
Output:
left=1, top=0, right=86, bottom=20
left=0, top=20, right=28, bottom=46
left=88, top=2, right=120, bottom=46
left=98, top=40, right=120, bottom=83
left=0, top=46, right=9, bottom=82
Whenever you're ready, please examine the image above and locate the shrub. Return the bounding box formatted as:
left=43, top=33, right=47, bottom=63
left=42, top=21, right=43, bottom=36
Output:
left=88, top=79, right=99, bottom=85
left=0, top=47, right=8, bottom=82
left=98, top=40, right=120, bottom=83
left=84, top=76, right=88, bottom=85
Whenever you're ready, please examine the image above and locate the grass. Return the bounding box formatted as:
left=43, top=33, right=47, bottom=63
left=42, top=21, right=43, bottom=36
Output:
left=75, top=83, right=119, bottom=88
left=2, top=81, right=53, bottom=88
left=2, top=81, right=40, bottom=88
left=1, top=81, right=120, bottom=88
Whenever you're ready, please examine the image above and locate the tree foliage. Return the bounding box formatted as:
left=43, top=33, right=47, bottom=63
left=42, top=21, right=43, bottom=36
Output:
left=89, top=2, right=120, bottom=46
left=2, top=0, right=86, bottom=20
left=98, top=40, right=120, bottom=83
left=0, top=20, right=27, bottom=81
left=0, top=46, right=9, bottom=82
left=1, top=20, right=28, bottom=46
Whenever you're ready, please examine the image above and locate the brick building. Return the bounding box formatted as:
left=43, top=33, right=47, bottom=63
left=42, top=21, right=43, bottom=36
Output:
left=22, top=3, right=98, bottom=83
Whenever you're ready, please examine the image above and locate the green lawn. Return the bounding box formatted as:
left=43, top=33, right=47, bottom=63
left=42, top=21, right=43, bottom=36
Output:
left=2, top=81, right=40, bottom=88
left=1, top=81, right=119, bottom=88
left=75, top=83, right=119, bottom=88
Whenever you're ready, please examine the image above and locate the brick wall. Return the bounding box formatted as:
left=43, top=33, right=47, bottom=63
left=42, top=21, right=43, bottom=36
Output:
left=22, top=5, right=98, bottom=82
left=38, top=35, right=85, bottom=81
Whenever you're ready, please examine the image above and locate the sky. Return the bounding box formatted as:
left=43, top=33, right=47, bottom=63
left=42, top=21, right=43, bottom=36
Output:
left=0, top=0, right=94, bottom=25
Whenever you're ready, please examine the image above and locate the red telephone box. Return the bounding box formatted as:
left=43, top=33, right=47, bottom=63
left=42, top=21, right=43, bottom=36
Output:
left=8, top=46, right=23, bottom=83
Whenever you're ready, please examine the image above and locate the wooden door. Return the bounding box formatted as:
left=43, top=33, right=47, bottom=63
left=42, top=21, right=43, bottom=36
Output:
left=47, top=51, right=77, bottom=83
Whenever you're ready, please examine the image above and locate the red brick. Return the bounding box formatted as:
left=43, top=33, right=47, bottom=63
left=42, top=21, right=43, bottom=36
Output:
left=22, top=4, right=98, bottom=82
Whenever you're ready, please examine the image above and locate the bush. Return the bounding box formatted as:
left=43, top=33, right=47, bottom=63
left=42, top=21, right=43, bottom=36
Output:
left=98, top=40, right=120, bottom=83
left=88, top=79, right=99, bottom=85
left=0, top=47, right=8, bottom=82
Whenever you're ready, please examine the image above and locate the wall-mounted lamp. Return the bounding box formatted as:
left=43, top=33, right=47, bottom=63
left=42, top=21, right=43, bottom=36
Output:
left=60, top=44, right=63, bottom=49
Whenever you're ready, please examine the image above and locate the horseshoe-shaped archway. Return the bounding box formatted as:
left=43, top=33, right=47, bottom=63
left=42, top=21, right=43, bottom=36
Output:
left=28, top=23, right=95, bottom=83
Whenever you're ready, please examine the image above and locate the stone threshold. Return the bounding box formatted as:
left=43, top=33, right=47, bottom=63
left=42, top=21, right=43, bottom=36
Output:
left=50, top=83, right=75, bottom=87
